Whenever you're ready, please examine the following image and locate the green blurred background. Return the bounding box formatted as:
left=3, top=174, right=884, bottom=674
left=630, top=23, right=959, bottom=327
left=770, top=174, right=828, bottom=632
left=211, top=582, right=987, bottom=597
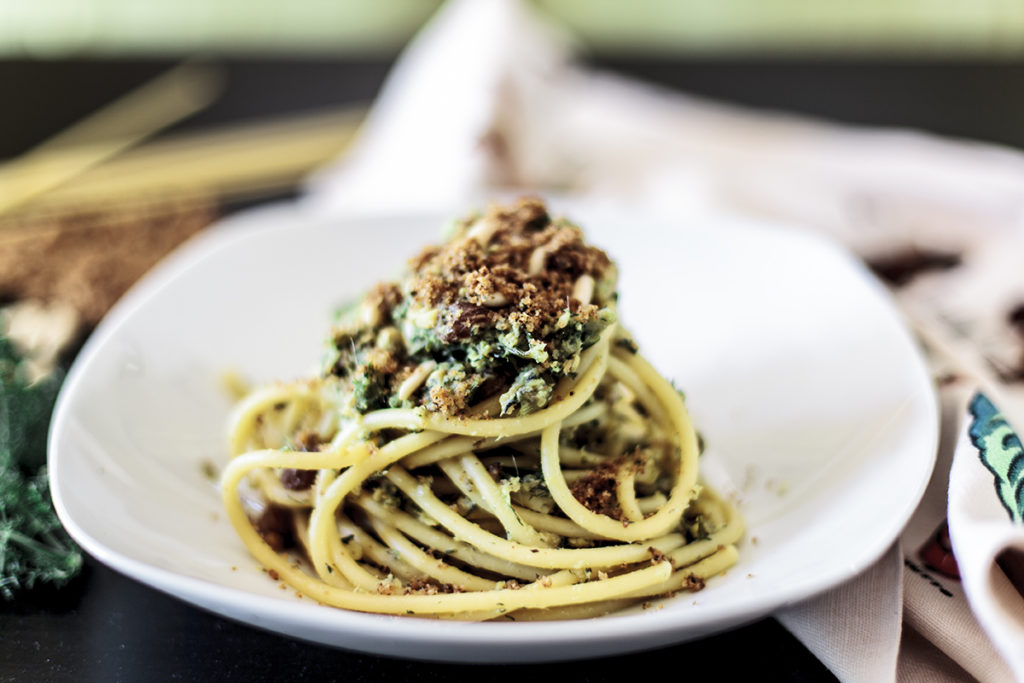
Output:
left=2, top=0, right=1023, bottom=58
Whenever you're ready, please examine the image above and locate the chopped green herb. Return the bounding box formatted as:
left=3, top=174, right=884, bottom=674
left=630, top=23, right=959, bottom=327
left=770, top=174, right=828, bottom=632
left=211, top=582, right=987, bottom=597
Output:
left=200, top=460, right=218, bottom=481
left=320, top=199, right=617, bottom=419
left=0, top=334, right=82, bottom=599
left=614, top=337, right=638, bottom=355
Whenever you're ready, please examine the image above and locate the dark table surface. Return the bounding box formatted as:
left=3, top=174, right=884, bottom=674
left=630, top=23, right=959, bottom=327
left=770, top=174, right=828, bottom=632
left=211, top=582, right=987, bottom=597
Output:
left=3, top=55, right=1022, bottom=682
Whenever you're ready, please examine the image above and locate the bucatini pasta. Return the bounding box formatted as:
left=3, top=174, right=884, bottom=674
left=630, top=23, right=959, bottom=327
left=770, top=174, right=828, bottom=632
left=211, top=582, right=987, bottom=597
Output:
left=221, top=198, right=742, bottom=620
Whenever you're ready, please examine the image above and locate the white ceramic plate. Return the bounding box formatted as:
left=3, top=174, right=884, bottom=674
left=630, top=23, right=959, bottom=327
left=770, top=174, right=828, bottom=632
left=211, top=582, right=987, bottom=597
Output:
left=50, top=200, right=937, bottom=662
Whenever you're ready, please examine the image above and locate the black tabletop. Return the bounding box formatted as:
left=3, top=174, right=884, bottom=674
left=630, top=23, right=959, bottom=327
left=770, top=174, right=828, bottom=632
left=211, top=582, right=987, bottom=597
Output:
left=4, top=55, right=1022, bottom=682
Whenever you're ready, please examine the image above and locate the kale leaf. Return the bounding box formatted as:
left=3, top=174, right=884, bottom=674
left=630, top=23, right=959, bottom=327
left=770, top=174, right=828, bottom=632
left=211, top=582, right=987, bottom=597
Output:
left=0, top=335, right=82, bottom=599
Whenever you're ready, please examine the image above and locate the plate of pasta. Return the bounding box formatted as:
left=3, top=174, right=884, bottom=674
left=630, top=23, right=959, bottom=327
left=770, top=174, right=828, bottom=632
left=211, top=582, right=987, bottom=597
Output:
left=49, top=197, right=937, bottom=662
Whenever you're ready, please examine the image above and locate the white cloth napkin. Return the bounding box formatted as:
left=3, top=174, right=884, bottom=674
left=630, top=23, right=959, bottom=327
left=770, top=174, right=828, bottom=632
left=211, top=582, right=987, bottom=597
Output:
left=307, top=1, right=1024, bottom=679
left=947, top=391, right=1024, bottom=678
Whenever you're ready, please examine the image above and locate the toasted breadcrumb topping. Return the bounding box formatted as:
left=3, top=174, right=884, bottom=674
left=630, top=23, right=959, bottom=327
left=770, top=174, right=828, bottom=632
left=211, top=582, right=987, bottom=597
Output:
left=569, top=454, right=646, bottom=521
left=324, top=198, right=618, bottom=417
left=408, top=197, right=612, bottom=336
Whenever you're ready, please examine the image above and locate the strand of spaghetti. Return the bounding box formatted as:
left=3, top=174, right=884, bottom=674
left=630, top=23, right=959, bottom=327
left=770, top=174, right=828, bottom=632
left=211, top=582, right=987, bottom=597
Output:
left=293, top=513, right=354, bottom=590
left=560, top=470, right=592, bottom=484
left=609, top=393, right=649, bottom=435
left=336, top=514, right=421, bottom=588
left=220, top=446, right=369, bottom=493
left=448, top=570, right=588, bottom=622
left=353, top=495, right=547, bottom=581
left=561, top=348, right=704, bottom=540
left=423, top=475, right=465, bottom=497
left=366, top=515, right=498, bottom=591
left=353, top=408, right=427, bottom=432
left=478, top=402, right=607, bottom=451
left=230, top=385, right=341, bottom=459
left=556, top=446, right=610, bottom=468
left=512, top=506, right=606, bottom=541
left=627, top=545, right=740, bottom=599
left=638, top=492, right=668, bottom=514
left=402, top=402, right=607, bottom=469
left=400, top=435, right=482, bottom=469
left=538, top=379, right=698, bottom=541
left=543, top=401, right=607, bottom=431
left=250, top=477, right=384, bottom=593
left=442, top=454, right=556, bottom=547
left=418, top=330, right=612, bottom=437
left=321, top=520, right=380, bottom=589
left=509, top=597, right=640, bottom=621
left=306, top=431, right=448, bottom=584
left=227, top=380, right=316, bottom=418
left=469, top=412, right=605, bottom=476
left=386, top=465, right=686, bottom=568
left=313, top=467, right=338, bottom=506
left=693, top=494, right=745, bottom=546
left=481, top=569, right=592, bottom=621
left=616, top=463, right=645, bottom=523
left=280, top=401, right=310, bottom=440
left=323, top=419, right=365, bottom=451
left=605, top=354, right=671, bottom=430
left=622, top=348, right=702, bottom=456
left=248, top=469, right=312, bottom=508
left=661, top=503, right=743, bottom=572
left=227, top=382, right=323, bottom=455
left=692, top=488, right=736, bottom=531
left=436, top=457, right=518, bottom=537
left=240, top=435, right=344, bottom=508
left=477, top=454, right=540, bottom=472
left=317, top=510, right=385, bottom=590
left=701, top=505, right=727, bottom=532
left=504, top=440, right=600, bottom=466
left=666, top=530, right=739, bottom=570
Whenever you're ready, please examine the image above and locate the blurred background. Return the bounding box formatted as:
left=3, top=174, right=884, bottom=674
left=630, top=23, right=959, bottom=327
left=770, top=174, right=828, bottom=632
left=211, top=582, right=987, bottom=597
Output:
left=2, top=3, right=1024, bottom=680
left=3, top=0, right=1024, bottom=57
left=4, top=0, right=1024, bottom=158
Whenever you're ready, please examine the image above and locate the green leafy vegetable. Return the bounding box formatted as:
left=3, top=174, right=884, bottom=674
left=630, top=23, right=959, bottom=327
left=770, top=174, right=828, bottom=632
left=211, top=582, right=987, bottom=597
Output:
left=0, top=335, right=81, bottom=599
